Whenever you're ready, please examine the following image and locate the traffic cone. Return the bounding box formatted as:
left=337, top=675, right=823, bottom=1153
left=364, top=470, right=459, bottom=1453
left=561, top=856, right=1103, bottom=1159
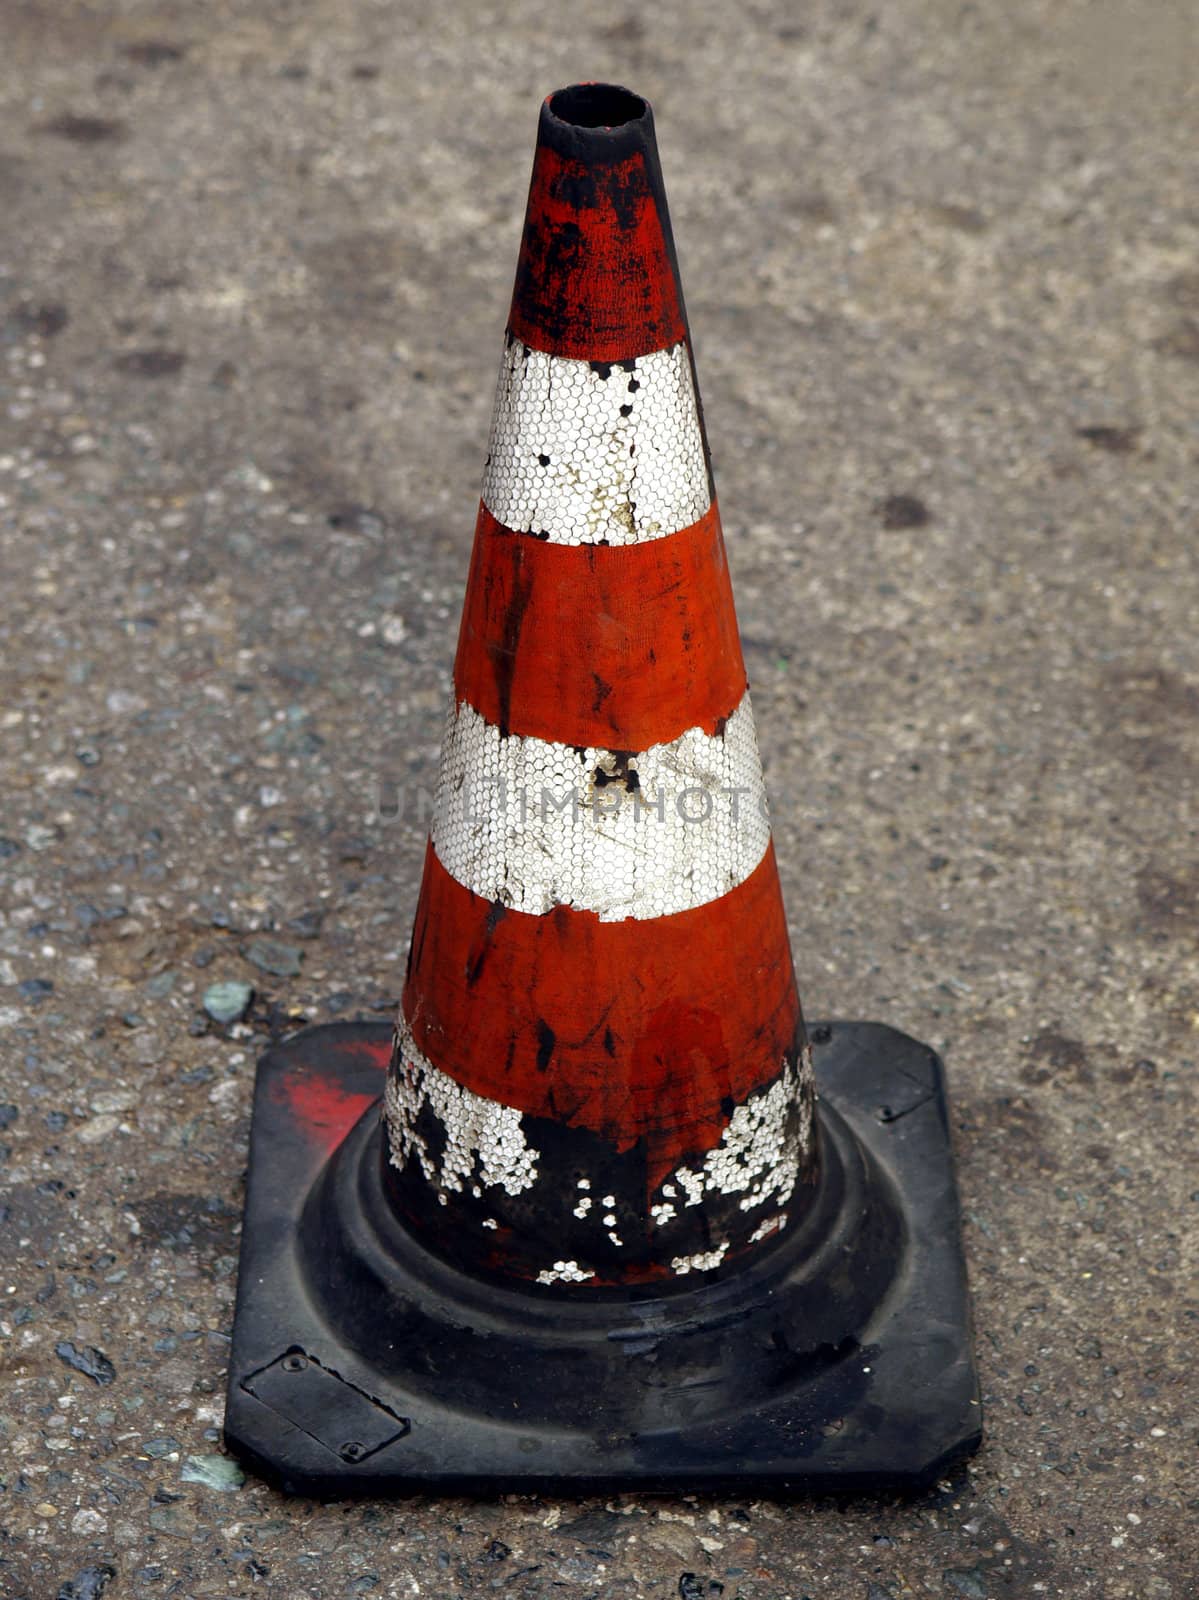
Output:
left=225, top=83, right=980, bottom=1496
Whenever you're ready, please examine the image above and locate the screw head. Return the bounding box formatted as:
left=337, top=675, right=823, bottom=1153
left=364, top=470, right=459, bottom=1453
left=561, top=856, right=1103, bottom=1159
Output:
left=339, top=1441, right=367, bottom=1463
left=282, top=1353, right=308, bottom=1372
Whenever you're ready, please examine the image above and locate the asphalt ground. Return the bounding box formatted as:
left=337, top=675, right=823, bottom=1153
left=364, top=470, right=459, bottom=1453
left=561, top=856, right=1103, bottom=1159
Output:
left=1, top=1, right=1196, bottom=1597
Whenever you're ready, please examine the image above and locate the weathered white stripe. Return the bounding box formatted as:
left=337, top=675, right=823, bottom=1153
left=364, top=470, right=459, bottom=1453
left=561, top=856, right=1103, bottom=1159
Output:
left=481, top=339, right=710, bottom=545
left=671, top=1049, right=813, bottom=1217
left=385, top=1023, right=809, bottom=1281
left=430, top=693, right=770, bottom=921
left=386, top=1020, right=540, bottom=1199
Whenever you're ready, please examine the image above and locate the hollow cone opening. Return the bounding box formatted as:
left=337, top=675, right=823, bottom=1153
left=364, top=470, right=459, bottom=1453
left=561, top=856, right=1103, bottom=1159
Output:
left=548, top=82, right=647, bottom=129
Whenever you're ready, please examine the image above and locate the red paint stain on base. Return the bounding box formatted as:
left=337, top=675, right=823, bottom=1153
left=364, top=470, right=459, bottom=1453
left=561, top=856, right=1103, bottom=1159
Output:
left=273, top=1054, right=385, bottom=1154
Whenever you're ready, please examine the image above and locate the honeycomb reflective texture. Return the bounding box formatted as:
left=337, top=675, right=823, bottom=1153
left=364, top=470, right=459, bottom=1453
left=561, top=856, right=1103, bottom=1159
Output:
left=670, top=1052, right=814, bottom=1219
left=481, top=339, right=710, bottom=545
left=430, top=694, right=771, bottom=920
left=386, top=1020, right=540, bottom=1198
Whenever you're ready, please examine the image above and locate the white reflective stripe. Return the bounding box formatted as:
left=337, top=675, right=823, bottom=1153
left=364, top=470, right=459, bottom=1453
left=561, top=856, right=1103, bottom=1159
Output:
left=481, top=340, right=710, bottom=546
left=430, top=693, right=770, bottom=921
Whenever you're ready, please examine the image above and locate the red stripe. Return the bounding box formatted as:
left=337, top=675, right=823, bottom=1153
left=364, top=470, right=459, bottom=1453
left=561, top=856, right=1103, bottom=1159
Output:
left=403, top=842, right=802, bottom=1188
left=454, top=502, right=746, bottom=749
left=509, top=142, right=688, bottom=362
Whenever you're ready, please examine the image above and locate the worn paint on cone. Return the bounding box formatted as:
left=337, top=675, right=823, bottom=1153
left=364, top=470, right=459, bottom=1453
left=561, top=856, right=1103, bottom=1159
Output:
left=383, top=83, right=817, bottom=1289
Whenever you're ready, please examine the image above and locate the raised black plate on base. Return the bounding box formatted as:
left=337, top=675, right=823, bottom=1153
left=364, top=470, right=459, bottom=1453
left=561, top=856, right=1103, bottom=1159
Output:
left=224, top=1020, right=981, bottom=1496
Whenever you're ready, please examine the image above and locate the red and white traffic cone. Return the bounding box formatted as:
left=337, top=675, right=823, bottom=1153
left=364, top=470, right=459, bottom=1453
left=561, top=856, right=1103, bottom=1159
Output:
left=225, top=84, right=980, bottom=1496
left=384, top=80, right=814, bottom=1289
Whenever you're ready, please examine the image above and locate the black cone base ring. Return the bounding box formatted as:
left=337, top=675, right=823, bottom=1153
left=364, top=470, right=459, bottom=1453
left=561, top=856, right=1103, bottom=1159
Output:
left=224, top=1020, right=980, bottom=1496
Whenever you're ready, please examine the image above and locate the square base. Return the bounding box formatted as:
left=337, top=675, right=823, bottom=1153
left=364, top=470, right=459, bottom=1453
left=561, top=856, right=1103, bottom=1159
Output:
left=224, top=1019, right=980, bottom=1495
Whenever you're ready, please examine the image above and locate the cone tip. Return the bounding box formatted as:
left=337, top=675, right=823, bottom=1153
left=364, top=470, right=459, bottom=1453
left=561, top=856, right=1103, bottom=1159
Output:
left=536, top=83, right=657, bottom=163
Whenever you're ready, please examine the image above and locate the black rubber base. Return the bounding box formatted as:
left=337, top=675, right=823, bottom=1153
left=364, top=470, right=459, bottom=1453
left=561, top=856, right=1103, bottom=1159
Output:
left=224, top=1020, right=981, bottom=1496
